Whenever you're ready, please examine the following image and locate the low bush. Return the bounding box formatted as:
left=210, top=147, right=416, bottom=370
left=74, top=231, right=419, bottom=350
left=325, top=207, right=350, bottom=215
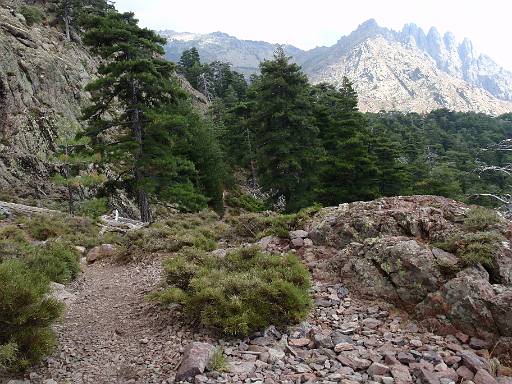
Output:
left=23, top=241, right=80, bottom=284
left=154, top=246, right=312, bottom=336
left=434, top=206, right=505, bottom=269
left=463, top=206, right=503, bottom=231
left=0, top=226, right=30, bottom=261
left=120, top=211, right=223, bottom=261
left=227, top=204, right=321, bottom=240
left=19, top=5, right=44, bottom=26
left=17, top=214, right=101, bottom=248
left=76, top=197, right=109, bottom=219
left=226, top=188, right=268, bottom=213
left=208, top=348, right=228, bottom=372
left=0, top=260, right=63, bottom=372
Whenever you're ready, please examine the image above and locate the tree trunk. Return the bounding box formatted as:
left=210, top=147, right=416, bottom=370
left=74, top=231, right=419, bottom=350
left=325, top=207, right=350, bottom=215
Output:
left=64, top=15, right=70, bottom=42
left=63, top=146, right=74, bottom=215
left=130, top=79, right=151, bottom=222
left=67, top=184, right=74, bottom=215
left=245, top=127, right=257, bottom=188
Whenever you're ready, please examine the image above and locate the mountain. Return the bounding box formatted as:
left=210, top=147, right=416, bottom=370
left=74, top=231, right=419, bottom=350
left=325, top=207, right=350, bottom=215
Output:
left=160, top=30, right=303, bottom=77
left=161, top=20, right=512, bottom=114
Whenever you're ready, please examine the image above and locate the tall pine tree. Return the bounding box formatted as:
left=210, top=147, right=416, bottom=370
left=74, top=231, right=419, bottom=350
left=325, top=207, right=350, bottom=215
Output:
left=312, top=78, right=378, bottom=205
left=249, top=47, right=319, bottom=211
left=81, top=10, right=184, bottom=221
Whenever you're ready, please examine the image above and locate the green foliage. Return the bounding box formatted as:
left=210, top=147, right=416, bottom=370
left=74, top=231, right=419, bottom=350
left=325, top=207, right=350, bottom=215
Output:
left=227, top=204, right=321, bottom=240
left=435, top=207, right=504, bottom=268
left=208, top=348, right=228, bottom=372
left=312, top=80, right=379, bottom=205
left=76, top=197, right=109, bottom=219
left=14, top=213, right=105, bottom=249
left=82, top=10, right=226, bottom=219
left=0, top=342, right=18, bottom=371
left=155, top=246, right=311, bottom=336
left=366, top=109, right=512, bottom=204
left=0, top=260, right=63, bottom=371
left=248, top=48, right=319, bottom=211
left=226, top=188, right=267, bottom=213
left=463, top=206, right=502, bottom=231
left=437, top=231, right=503, bottom=268
left=20, top=5, right=44, bottom=26
left=178, top=49, right=247, bottom=102
left=120, top=211, right=223, bottom=261
left=23, top=242, right=80, bottom=284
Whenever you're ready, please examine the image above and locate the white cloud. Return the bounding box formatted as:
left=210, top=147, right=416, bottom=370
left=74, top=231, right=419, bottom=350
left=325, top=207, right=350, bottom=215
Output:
left=114, top=0, right=512, bottom=70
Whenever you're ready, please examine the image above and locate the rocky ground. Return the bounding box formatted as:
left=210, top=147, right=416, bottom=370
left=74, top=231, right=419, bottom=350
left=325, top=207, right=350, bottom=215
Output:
left=3, top=195, right=512, bottom=383
left=4, top=256, right=511, bottom=384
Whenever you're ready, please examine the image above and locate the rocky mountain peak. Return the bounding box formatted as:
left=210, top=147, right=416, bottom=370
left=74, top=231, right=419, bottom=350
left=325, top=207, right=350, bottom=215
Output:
left=162, top=20, right=512, bottom=114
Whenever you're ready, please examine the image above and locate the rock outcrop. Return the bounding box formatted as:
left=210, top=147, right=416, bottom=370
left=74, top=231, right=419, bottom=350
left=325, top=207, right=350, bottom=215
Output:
left=303, top=195, right=512, bottom=340
left=0, top=1, right=97, bottom=197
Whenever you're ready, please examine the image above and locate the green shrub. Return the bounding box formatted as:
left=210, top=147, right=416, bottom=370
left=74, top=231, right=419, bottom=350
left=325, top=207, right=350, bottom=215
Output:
left=208, top=348, right=228, bottom=372
left=227, top=204, right=322, bottom=240
left=0, top=260, right=63, bottom=371
left=0, top=342, right=18, bottom=371
left=154, top=246, right=312, bottom=336
left=76, top=197, right=109, bottom=219
left=24, top=242, right=80, bottom=284
left=458, top=231, right=504, bottom=267
left=120, top=212, right=222, bottom=261
left=0, top=226, right=30, bottom=261
left=436, top=230, right=503, bottom=268
left=226, top=188, right=267, bottom=213
left=21, top=215, right=65, bottom=241
left=18, top=214, right=99, bottom=246
left=19, top=5, right=44, bottom=26
left=434, top=207, right=505, bottom=269
left=0, top=222, right=81, bottom=283
left=464, top=207, right=502, bottom=231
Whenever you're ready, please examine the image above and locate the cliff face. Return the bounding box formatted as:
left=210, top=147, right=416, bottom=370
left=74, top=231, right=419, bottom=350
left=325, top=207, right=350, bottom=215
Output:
left=0, top=1, right=96, bottom=197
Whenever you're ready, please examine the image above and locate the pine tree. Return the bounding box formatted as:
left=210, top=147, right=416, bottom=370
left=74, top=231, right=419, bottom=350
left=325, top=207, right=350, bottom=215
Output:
left=81, top=10, right=180, bottom=221
left=50, top=118, right=106, bottom=215
left=312, top=79, right=378, bottom=205
left=57, top=0, right=112, bottom=41
left=178, top=48, right=203, bottom=89
left=248, top=47, right=319, bottom=211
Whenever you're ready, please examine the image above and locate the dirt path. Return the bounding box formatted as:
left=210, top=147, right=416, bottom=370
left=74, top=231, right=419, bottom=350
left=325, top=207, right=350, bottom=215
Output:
left=29, top=257, right=202, bottom=384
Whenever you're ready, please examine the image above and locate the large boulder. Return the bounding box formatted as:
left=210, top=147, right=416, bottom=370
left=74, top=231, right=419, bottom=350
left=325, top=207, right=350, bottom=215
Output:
left=175, top=342, right=215, bottom=382
left=304, top=196, right=512, bottom=339
left=86, top=244, right=117, bottom=263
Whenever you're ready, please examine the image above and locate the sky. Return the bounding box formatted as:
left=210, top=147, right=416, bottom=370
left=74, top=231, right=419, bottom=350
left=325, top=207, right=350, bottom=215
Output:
left=114, top=0, right=512, bottom=70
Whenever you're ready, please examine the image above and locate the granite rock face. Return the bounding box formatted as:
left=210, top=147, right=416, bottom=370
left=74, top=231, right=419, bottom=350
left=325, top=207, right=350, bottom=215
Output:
left=0, top=1, right=97, bottom=197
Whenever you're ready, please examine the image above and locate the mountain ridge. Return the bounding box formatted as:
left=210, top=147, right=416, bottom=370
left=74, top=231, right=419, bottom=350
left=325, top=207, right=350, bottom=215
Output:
left=161, top=19, right=512, bottom=114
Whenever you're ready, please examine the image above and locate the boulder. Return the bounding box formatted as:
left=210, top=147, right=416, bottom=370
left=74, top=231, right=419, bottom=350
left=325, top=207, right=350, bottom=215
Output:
left=49, top=282, right=77, bottom=304
left=474, top=369, right=498, bottom=384
left=289, top=230, right=309, bottom=240
left=368, top=362, right=390, bottom=376
left=175, top=342, right=215, bottom=382
left=86, top=244, right=117, bottom=263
